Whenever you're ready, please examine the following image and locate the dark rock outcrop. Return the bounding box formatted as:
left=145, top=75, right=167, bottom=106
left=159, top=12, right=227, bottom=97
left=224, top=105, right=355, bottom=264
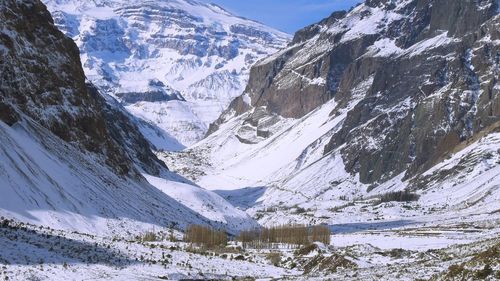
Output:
left=324, top=0, right=500, bottom=183
left=0, top=0, right=166, bottom=176
left=116, top=80, right=185, bottom=104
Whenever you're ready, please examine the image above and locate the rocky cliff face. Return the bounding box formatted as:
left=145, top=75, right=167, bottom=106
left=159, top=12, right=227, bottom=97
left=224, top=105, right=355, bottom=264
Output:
left=42, top=0, right=290, bottom=146
left=325, top=0, right=499, bottom=184
left=209, top=0, right=499, bottom=185
left=0, top=0, right=166, bottom=176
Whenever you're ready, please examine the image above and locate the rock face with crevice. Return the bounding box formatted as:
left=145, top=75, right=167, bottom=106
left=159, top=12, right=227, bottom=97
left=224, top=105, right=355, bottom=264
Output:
left=324, top=0, right=500, bottom=184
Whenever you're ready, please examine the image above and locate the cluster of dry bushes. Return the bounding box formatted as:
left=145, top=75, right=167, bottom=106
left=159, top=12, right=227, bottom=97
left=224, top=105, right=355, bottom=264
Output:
left=183, top=224, right=331, bottom=249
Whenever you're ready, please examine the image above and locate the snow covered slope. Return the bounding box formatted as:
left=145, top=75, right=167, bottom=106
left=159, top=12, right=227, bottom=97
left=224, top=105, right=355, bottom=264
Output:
left=0, top=0, right=256, bottom=235
left=0, top=118, right=196, bottom=235
left=43, top=0, right=290, bottom=147
left=162, top=0, right=500, bottom=226
left=144, top=174, right=257, bottom=232
left=0, top=118, right=257, bottom=234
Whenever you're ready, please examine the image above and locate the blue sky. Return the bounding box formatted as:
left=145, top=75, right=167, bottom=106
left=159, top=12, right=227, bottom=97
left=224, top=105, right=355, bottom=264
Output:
left=201, top=0, right=362, bottom=34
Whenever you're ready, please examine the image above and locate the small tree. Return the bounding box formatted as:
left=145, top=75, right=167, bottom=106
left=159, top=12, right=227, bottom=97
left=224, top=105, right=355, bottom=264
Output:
left=379, top=191, right=420, bottom=203
left=140, top=231, right=158, bottom=242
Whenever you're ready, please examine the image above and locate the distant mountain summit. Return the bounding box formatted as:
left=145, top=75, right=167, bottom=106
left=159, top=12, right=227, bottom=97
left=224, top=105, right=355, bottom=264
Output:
left=43, top=0, right=290, bottom=147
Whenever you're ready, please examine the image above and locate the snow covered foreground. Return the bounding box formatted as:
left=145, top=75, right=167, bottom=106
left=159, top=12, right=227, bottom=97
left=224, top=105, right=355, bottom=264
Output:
left=6, top=115, right=497, bottom=280
left=1, top=213, right=498, bottom=280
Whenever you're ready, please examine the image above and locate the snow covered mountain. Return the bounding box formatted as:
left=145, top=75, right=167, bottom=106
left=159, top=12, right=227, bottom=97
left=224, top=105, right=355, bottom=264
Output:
left=163, top=0, right=500, bottom=226
left=0, top=0, right=257, bottom=235
left=43, top=0, right=290, bottom=147
left=2, top=0, right=500, bottom=280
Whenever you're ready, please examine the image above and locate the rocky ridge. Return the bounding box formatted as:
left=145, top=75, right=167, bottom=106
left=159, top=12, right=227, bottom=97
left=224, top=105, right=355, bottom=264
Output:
left=161, top=0, right=500, bottom=228
left=0, top=0, right=162, bottom=176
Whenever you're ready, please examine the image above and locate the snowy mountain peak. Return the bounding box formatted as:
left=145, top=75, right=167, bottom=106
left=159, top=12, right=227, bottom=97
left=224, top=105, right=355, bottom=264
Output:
left=43, top=0, right=290, bottom=147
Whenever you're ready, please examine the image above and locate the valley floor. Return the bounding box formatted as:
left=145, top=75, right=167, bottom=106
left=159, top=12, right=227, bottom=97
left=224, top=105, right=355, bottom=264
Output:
left=1, top=215, right=498, bottom=281
left=137, top=131, right=500, bottom=280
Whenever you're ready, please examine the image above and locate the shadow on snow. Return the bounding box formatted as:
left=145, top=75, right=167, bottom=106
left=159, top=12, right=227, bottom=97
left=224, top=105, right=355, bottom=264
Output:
left=329, top=220, right=416, bottom=234
left=0, top=221, right=137, bottom=266
left=213, top=186, right=267, bottom=210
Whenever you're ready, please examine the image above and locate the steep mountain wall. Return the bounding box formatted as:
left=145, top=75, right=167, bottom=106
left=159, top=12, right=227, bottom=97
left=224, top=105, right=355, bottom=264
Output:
left=208, top=0, right=500, bottom=185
